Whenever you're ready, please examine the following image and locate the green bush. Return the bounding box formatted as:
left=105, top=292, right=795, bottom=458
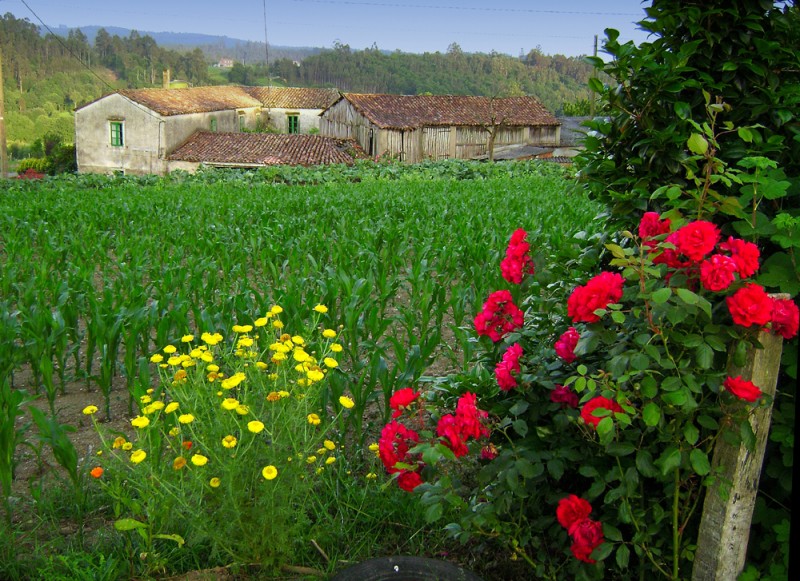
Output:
left=16, top=157, right=50, bottom=173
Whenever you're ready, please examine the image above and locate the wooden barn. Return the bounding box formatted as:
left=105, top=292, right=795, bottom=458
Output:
left=319, top=93, right=561, bottom=162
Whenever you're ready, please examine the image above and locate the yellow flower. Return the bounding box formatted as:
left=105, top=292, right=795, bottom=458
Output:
left=368, top=442, right=379, bottom=455
left=207, top=364, right=220, bottom=372
left=168, top=427, right=180, bottom=437
left=322, top=329, right=337, bottom=339
left=272, top=353, right=287, bottom=363
left=297, top=379, right=309, bottom=387
left=178, top=414, right=195, bottom=424
left=143, top=402, right=165, bottom=415
left=173, top=456, right=187, bottom=470
left=201, top=332, right=223, bottom=346
left=330, top=343, right=343, bottom=353
left=112, top=436, right=127, bottom=449
left=323, top=357, right=338, bottom=368
left=82, top=405, right=98, bottom=415
left=267, top=391, right=281, bottom=402
left=181, top=334, right=194, bottom=343
left=237, top=337, right=254, bottom=348
left=339, top=396, right=355, bottom=409
left=122, top=442, right=133, bottom=451
left=248, top=420, right=265, bottom=433
left=293, top=349, right=311, bottom=362
left=323, top=440, right=336, bottom=451
left=163, top=345, right=177, bottom=354
left=150, top=353, right=164, bottom=363
left=278, top=390, right=290, bottom=398
left=191, top=454, right=209, bottom=466
left=269, top=373, right=279, bottom=381
left=272, top=320, right=284, bottom=329
left=325, top=456, right=336, bottom=465
left=130, top=450, right=147, bottom=464
left=262, top=465, right=278, bottom=480
left=366, top=472, right=377, bottom=480
left=232, top=324, right=253, bottom=334
left=307, top=369, right=325, bottom=382
left=307, top=413, right=321, bottom=426
left=221, top=435, right=237, bottom=448
left=174, top=369, right=188, bottom=382
left=189, top=348, right=204, bottom=358
left=254, top=317, right=268, bottom=327
left=306, top=455, right=317, bottom=464
left=210, top=477, right=221, bottom=488
left=167, top=356, right=182, bottom=366
left=140, top=395, right=152, bottom=404
left=270, top=305, right=283, bottom=315
left=270, top=341, right=291, bottom=353
left=256, top=361, right=268, bottom=370
left=291, top=335, right=305, bottom=345
left=131, top=416, right=150, bottom=429
left=235, top=405, right=249, bottom=415
left=313, top=304, right=328, bottom=313
left=221, top=372, right=246, bottom=390
left=200, top=351, right=214, bottom=363
left=165, top=402, right=179, bottom=414
left=221, top=398, right=239, bottom=411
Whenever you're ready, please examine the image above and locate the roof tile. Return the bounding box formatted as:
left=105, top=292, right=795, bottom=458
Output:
left=244, top=87, right=340, bottom=109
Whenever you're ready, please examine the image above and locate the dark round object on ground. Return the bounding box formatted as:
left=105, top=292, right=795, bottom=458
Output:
left=329, top=556, right=484, bottom=581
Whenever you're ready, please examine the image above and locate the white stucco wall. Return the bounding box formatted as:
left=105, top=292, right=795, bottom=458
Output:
left=265, top=107, right=324, bottom=134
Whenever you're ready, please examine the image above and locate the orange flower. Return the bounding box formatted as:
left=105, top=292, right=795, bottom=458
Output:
left=173, top=456, right=187, bottom=470
left=182, top=441, right=193, bottom=450
left=90, top=466, right=104, bottom=478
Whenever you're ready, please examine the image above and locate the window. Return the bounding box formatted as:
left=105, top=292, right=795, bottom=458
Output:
left=238, top=114, right=246, bottom=132
left=210, top=117, right=218, bottom=132
left=110, top=121, right=124, bottom=146
left=287, top=115, right=299, bottom=134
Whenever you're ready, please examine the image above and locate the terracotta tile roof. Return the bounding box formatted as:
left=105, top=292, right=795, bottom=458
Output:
left=118, top=86, right=263, bottom=116
left=167, top=131, right=368, bottom=166
left=244, top=87, right=340, bottom=109
left=338, top=93, right=560, bottom=129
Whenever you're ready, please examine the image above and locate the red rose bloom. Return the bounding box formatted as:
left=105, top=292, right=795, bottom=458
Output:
left=580, top=396, right=624, bottom=428
left=674, top=220, right=720, bottom=262
left=455, top=392, right=490, bottom=440
left=699, top=254, right=737, bottom=292
left=389, top=387, right=421, bottom=419
left=654, top=231, right=691, bottom=270
left=554, top=327, right=580, bottom=364
left=501, top=228, right=535, bottom=284
left=723, top=376, right=763, bottom=403
left=378, top=421, right=420, bottom=473
left=567, top=272, right=625, bottom=323
left=770, top=298, right=799, bottom=339
left=436, top=414, right=470, bottom=457
left=726, top=283, right=773, bottom=327
left=495, top=343, right=523, bottom=391
left=550, top=384, right=579, bottom=408
left=720, top=236, right=760, bottom=278
left=639, top=212, right=672, bottom=247
left=474, top=290, right=524, bottom=342
left=569, top=519, right=604, bottom=564
left=556, top=494, right=593, bottom=530
left=480, top=443, right=498, bottom=461
left=397, top=470, right=423, bottom=492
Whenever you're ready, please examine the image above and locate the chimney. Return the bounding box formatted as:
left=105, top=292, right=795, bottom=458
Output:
left=163, top=69, right=171, bottom=89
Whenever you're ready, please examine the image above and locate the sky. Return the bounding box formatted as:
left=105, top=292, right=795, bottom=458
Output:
left=1, top=0, right=653, bottom=57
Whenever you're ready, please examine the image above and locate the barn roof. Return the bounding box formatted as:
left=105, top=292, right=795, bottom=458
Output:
left=244, top=86, right=340, bottom=109
left=334, top=93, right=560, bottom=130
left=167, top=131, right=367, bottom=166
left=118, top=86, right=263, bottom=116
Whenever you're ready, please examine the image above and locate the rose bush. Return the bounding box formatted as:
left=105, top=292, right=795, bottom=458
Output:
left=379, top=216, right=798, bottom=579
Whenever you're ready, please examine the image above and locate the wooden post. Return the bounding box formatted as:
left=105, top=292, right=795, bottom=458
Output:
left=692, top=301, right=787, bottom=581
left=0, top=47, right=8, bottom=179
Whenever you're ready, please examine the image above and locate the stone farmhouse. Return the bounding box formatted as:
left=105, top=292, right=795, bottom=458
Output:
left=319, top=93, right=561, bottom=163
left=75, top=86, right=340, bottom=175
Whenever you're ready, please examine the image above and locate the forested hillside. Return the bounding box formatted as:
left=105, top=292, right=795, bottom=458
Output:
left=1, top=12, right=595, bottom=152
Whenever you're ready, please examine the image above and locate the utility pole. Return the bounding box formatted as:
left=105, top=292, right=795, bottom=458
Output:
left=589, top=35, right=598, bottom=117
left=0, top=47, right=8, bottom=179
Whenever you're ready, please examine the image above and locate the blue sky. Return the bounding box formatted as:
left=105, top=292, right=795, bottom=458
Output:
left=2, top=0, right=653, bottom=57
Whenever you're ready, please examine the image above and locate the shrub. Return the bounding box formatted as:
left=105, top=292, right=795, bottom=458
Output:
left=17, top=157, right=50, bottom=174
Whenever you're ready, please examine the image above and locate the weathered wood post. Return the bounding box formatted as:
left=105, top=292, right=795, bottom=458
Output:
left=692, top=300, right=788, bottom=581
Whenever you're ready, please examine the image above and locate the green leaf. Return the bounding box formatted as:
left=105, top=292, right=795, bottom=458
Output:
left=683, top=423, right=699, bottom=446
left=547, top=459, right=565, bottom=480
left=512, top=419, right=528, bottom=437
left=687, top=133, right=709, bottom=155
left=603, top=523, right=623, bottom=542
left=425, top=502, right=443, bottom=523
left=697, top=414, right=719, bottom=430
left=508, top=400, right=529, bottom=416
left=676, top=287, right=700, bottom=305
left=650, top=287, right=672, bottom=304
left=662, top=389, right=688, bottom=406
left=657, top=446, right=682, bottom=476
left=114, top=518, right=147, bottom=531
left=605, top=243, right=627, bottom=259
left=153, top=533, right=185, bottom=547
left=689, top=449, right=711, bottom=476
left=606, top=442, right=636, bottom=457
left=738, top=126, right=753, bottom=143
left=695, top=343, right=714, bottom=369
left=611, top=310, right=626, bottom=324
left=636, top=450, right=658, bottom=478
left=741, top=420, right=756, bottom=451
left=616, top=544, right=631, bottom=569
left=592, top=541, right=614, bottom=561
left=642, top=402, right=661, bottom=427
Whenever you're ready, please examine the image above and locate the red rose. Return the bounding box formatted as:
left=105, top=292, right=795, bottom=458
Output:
left=480, top=443, right=498, bottom=461
left=699, top=254, right=737, bottom=292
left=474, top=290, right=524, bottom=342
left=580, top=396, right=624, bottom=428
left=770, top=298, right=799, bottom=339
left=436, top=414, right=469, bottom=457
left=397, top=470, right=423, bottom=492
left=720, top=236, right=760, bottom=278
left=726, top=283, right=773, bottom=327
left=674, top=220, right=720, bottom=262
left=454, top=392, right=490, bottom=440
left=495, top=343, right=523, bottom=391
left=501, top=228, right=535, bottom=284
left=638, top=212, right=672, bottom=244
left=723, top=376, right=763, bottom=403
left=378, top=421, right=420, bottom=473
left=567, top=271, right=625, bottom=323
left=554, top=327, right=580, bottom=364
left=653, top=231, right=691, bottom=270
left=569, top=518, right=604, bottom=564
left=556, top=494, right=592, bottom=530
left=550, top=384, right=579, bottom=408
left=389, top=387, right=421, bottom=419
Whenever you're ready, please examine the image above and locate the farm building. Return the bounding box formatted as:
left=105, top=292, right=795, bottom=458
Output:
left=319, top=93, right=561, bottom=162
left=74, top=86, right=340, bottom=175
left=166, top=132, right=367, bottom=171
